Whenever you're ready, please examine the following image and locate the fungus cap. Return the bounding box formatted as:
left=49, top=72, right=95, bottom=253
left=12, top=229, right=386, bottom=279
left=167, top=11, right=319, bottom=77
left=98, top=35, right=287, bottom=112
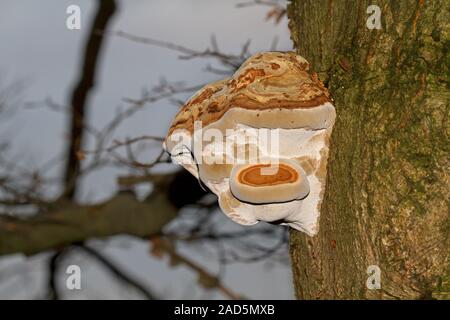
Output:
left=164, top=51, right=335, bottom=153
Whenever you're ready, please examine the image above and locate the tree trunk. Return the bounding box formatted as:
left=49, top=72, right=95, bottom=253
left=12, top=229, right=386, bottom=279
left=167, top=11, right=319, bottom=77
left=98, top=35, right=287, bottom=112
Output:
left=287, top=0, right=449, bottom=299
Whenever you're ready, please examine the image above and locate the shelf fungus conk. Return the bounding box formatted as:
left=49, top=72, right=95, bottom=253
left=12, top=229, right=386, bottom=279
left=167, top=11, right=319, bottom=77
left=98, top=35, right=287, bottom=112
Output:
left=230, top=159, right=310, bottom=204
left=163, top=51, right=336, bottom=236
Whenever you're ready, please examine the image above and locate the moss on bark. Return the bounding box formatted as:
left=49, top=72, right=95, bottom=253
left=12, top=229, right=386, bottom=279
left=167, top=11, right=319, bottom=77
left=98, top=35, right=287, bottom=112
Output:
left=288, top=0, right=449, bottom=299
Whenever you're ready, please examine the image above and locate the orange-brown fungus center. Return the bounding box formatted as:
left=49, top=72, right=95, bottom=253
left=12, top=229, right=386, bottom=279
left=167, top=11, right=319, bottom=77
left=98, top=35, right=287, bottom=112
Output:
left=238, top=164, right=298, bottom=187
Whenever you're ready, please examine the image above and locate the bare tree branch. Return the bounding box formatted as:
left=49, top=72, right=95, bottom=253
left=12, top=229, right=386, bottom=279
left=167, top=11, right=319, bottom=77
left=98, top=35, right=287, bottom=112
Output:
left=237, top=0, right=283, bottom=7
left=47, top=249, right=65, bottom=300
left=150, top=236, right=244, bottom=299
left=107, top=31, right=247, bottom=70
left=75, top=244, right=157, bottom=299
left=0, top=3, right=292, bottom=299
left=0, top=172, right=178, bottom=256
left=64, top=0, right=117, bottom=199
left=237, top=0, right=287, bottom=24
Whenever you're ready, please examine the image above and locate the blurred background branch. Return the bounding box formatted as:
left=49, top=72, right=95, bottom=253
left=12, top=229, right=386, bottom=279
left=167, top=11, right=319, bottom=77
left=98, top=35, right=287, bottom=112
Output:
left=0, top=0, right=290, bottom=299
left=64, top=0, right=118, bottom=199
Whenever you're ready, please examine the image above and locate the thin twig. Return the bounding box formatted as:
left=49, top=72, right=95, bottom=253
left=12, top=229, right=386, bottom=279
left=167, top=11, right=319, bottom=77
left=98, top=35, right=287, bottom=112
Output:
left=75, top=244, right=157, bottom=300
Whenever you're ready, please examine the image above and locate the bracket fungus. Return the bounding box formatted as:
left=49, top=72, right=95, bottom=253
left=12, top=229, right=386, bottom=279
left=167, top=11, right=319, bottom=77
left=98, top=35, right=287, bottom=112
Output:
left=230, top=158, right=310, bottom=204
left=163, top=51, right=335, bottom=236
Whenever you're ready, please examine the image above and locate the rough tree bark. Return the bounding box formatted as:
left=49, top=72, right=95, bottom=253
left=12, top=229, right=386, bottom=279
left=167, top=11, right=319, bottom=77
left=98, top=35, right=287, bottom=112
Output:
left=287, top=0, right=449, bottom=299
